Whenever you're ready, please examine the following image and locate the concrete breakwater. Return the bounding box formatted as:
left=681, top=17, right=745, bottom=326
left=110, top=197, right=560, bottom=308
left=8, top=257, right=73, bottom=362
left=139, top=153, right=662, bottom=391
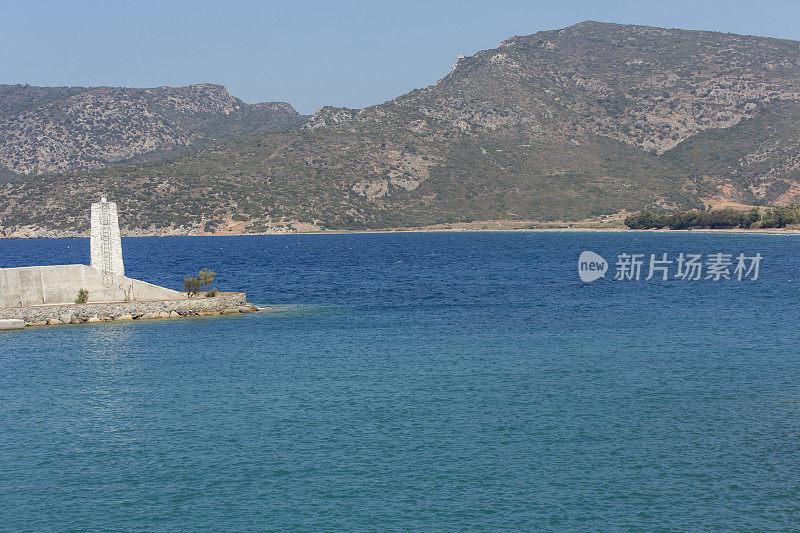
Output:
left=0, top=264, right=181, bottom=308
left=0, top=199, right=260, bottom=329
left=0, top=292, right=254, bottom=326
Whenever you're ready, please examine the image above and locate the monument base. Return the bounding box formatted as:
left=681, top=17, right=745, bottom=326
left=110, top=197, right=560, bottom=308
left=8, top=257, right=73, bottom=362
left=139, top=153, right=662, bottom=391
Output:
left=0, top=264, right=181, bottom=307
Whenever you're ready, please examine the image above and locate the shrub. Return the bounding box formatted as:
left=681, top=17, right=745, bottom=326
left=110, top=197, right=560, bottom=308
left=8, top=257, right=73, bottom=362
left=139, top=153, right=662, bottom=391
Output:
left=694, top=208, right=744, bottom=229
left=75, top=289, right=89, bottom=304
left=667, top=210, right=701, bottom=229
left=206, top=288, right=217, bottom=297
left=184, top=276, right=202, bottom=298
left=625, top=207, right=771, bottom=230
left=624, top=211, right=669, bottom=229
left=761, top=205, right=800, bottom=228
left=743, top=208, right=760, bottom=229
left=198, top=268, right=216, bottom=293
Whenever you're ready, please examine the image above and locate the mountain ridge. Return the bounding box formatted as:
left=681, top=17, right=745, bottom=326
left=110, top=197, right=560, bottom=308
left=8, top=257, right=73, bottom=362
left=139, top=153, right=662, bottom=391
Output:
left=2, top=21, right=800, bottom=236
left=0, top=83, right=307, bottom=176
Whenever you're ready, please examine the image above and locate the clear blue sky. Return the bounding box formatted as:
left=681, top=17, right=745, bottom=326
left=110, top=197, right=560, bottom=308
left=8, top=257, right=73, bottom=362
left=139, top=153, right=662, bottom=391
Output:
left=2, top=0, right=800, bottom=114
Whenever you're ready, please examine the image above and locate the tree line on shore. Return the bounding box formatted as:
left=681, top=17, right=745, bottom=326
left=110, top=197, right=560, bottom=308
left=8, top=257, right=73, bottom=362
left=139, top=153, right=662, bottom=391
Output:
left=624, top=205, right=800, bottom=230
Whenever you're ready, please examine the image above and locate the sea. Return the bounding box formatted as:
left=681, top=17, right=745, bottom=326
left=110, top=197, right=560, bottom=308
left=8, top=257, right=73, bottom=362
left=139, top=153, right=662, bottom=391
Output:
left=1, top=231, right=799, bottom=531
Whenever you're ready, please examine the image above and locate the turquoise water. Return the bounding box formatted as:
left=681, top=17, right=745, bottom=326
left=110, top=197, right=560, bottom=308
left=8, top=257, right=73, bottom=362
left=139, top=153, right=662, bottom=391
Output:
left=1, top=232, right=800, bottom=530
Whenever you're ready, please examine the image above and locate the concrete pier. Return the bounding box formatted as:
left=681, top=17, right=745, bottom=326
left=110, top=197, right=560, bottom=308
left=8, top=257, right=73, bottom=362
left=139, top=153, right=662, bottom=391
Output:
left=0, top=264, right=181, bottom=307
left=0, top=292, right=254, bottom=326
left=0, top=197, right=254, bottom=328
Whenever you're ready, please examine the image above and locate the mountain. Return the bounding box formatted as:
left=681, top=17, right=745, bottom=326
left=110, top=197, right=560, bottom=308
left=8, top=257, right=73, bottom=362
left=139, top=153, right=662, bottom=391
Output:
left=0, top=83, right=306, bottom=176
left=2, top=21, right=800, bottom=237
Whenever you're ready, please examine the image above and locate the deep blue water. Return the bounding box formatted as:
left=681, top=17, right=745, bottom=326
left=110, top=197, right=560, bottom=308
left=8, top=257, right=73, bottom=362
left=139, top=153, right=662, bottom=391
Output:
left=2, top=231, right=800, bottom=531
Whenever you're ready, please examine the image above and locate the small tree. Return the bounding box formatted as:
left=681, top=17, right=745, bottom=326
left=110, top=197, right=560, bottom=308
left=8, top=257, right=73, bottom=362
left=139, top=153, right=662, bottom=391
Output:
left=198, top=268, right=216, bottom=295
left=75, top=289, right=89, bottom=304
left=184, top=276, right=202, bottom=298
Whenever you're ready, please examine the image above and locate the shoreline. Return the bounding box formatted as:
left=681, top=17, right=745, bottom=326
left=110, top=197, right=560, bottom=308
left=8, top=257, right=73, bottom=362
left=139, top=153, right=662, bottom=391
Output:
left=0, top=291, right=260, bottom=327
left=4, top=223, right=800, bottom=239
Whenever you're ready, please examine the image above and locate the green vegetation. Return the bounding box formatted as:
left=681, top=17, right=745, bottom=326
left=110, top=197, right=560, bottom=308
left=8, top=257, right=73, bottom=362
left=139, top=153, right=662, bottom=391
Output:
left=3, top=23, right=800, bottom=234
left=625, top=205, right=800, bottom=230
left=183, top=276, right=202, bottom=298
left=75, top=289, right=89, bottom=304
left=198, top=268, right=216, bottom=297
left=0, top=84, right=307, bottom=176
left=759, top=205, right=800, bottom=228
left=184, top=269, right=217, bottom=298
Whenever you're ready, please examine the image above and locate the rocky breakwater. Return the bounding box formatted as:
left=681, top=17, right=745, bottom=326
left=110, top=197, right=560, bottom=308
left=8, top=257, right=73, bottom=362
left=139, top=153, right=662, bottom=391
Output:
left=0, top=292, right=258, bottom=327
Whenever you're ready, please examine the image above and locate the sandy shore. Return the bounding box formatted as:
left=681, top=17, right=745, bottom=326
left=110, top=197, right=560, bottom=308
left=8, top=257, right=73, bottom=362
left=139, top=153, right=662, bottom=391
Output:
left=287, top=221, right=800, bottom=236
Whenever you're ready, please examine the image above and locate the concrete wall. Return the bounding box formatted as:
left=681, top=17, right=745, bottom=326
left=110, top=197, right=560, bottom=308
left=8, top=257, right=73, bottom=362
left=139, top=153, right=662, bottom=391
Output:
left=90, top=199, right=124, bottom=277
left=0, top=264, right=181, bottom=307
left=0, top=292, right=247, bottom=323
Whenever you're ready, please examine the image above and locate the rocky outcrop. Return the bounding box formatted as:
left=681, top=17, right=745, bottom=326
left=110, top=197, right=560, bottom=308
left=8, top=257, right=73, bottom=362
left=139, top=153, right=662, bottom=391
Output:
left=0, top=291, right=256, bottom=326
left=0, top=83, right=306, bottom=175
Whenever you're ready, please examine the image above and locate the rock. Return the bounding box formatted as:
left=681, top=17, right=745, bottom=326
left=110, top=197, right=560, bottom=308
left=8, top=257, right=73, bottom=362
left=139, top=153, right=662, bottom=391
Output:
left=141, top=312, right=160, bottom=320
left=0, top=84, right=250, bottom=176
left=59, top=313, right=73, bottom=324
left=222, top=308, right=239, bottom=315
left=87, top=317, right=101, bottom=323
left=158, top=311, right=171, bottom=319
left=27, top=320, right=48, bottom=327
left=238, top=306, right=252, bottom=313
left=116, top=314, right=133, bottom=321
left=47, top=318, right=62, bottom=326
left=70, top=316, right=84, bottom=324
left=169, top=310, right=181, bottom=318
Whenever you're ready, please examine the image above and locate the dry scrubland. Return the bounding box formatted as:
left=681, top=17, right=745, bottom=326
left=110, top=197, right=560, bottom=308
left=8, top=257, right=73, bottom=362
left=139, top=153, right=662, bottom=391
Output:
left=3, top=22, right=800, bottom=237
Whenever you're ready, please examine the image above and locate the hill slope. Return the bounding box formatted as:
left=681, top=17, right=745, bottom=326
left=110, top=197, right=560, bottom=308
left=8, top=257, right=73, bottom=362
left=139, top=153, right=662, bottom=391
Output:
left=0, top=83, right=306, bottom=176
left=2, top=21, right=800, bottom=236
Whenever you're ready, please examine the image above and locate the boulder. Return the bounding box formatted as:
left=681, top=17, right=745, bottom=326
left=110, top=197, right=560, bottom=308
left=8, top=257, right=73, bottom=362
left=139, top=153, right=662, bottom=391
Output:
left=116, top=314, right=133, bottom=321
left=47, top=318, right=62, bottom=326
left=59, top=313, right=73, bottom=324
left=169, top=311, right=181, bottom=318
left=141, top=312, right=160, bottom=320
left=87, top=317, right=101, bottom=323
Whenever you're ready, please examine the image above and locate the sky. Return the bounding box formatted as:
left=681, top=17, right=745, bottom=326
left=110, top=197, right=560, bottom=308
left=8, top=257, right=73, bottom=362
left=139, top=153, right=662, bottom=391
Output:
left=2, top=0, right=800, bottom=115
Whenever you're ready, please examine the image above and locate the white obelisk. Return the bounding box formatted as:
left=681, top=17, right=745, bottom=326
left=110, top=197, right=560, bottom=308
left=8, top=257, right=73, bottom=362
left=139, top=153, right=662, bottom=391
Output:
left=90, top=197, right=124, bottom=286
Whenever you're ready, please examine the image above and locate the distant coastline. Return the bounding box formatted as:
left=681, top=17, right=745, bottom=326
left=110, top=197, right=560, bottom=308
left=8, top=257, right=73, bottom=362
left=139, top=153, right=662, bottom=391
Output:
left=4, top=219, right=800, bottom=239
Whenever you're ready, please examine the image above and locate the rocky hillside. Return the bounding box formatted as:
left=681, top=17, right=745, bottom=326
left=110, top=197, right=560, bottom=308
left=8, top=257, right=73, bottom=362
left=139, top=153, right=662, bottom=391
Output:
left=3, top=21, right=800, bottom=236
left=0, top=83, right=306, bottom=175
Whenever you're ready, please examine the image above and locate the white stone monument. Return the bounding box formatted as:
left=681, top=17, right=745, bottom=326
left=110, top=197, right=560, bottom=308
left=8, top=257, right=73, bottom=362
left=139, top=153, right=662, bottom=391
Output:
left=90, top=196, right=124, bottom=286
